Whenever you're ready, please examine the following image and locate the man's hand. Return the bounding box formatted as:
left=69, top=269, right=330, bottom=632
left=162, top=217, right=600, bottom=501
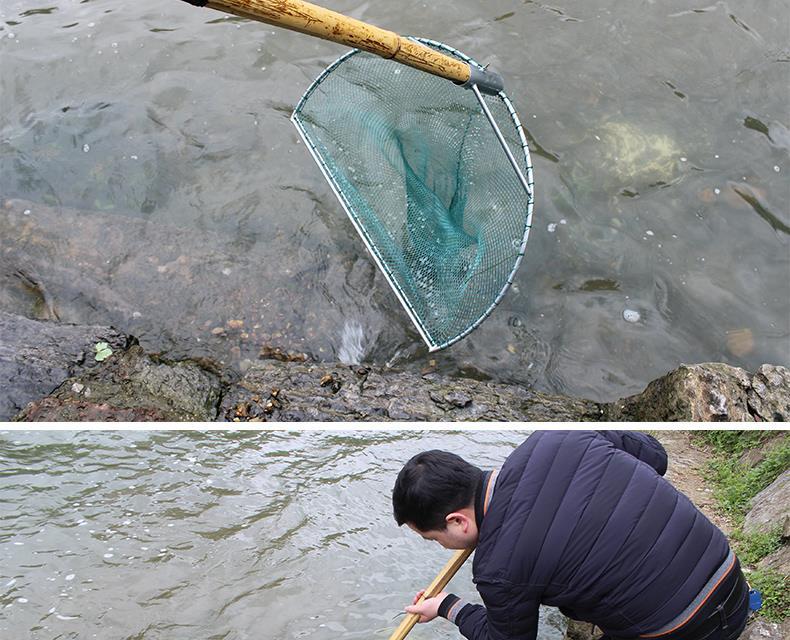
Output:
left=404, top=590, right=448, bottom=623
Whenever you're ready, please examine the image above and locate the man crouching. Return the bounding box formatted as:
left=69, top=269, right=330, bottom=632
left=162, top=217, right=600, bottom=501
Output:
left=392, top=431, right=750, bottom=640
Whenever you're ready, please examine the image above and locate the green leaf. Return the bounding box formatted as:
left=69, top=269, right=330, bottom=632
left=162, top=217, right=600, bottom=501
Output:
left=94, top=342, right=113, bottom=362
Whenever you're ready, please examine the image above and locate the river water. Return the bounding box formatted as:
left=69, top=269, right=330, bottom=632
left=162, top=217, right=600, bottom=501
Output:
left=0, top=1, right=788, bottom=402
left=0, top=430, right=570, bottom=640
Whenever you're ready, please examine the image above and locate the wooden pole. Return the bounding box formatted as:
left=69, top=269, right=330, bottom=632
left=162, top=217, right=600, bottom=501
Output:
left=387, top=548, right=473, bottom=640
left=186, top=0, right=472, bottom=85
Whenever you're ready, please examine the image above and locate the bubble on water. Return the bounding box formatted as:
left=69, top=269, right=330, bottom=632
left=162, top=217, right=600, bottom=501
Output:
left=774, top=166, right=781, bottom=173
left=83, top=144, right=90, bottom=153
left=103, top=553, right=113, bottom=558
left=645, top=230, right=654, bottom=236
left=17, top=598, right=28, bottom=603
left=57, top=614, right=78, bottom=620
left=23, top=209, right=31, bottom=215
left=559, top=219, right=567, bottom=225
left=623, top=309, right=641, bottom=323
left=65, top=574, right=75, bottom=581
left=547, top=223, right=557, bottom=233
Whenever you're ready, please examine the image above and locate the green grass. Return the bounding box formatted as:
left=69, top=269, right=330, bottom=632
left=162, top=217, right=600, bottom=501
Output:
left=694, top=431, right=789, bottom=622
left=697, top=431, right=789, bottom=519
left=748, top=569, right=789, bottom=622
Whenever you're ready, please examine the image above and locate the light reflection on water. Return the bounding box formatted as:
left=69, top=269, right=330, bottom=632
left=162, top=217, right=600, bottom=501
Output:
left=0, top=0, right=787, bottom=401
left=0, top=430, right=567, bottom=640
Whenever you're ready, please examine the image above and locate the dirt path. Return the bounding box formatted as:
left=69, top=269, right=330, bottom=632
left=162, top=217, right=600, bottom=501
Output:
left=652, top=431, right=734, bottom=535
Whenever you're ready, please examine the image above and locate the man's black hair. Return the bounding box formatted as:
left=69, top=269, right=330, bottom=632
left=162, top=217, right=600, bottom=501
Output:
left=392, top=450, right=483, bottom=532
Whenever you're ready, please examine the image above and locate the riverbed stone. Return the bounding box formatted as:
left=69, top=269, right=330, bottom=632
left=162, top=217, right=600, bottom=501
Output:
left=220, top=360, right=604, bottom=422
left=743, top=471, right=790, bottom=536
left=5, top=311, right=789, bottom=423
left=0, top=311, right=130, bottom=420
left=604, top=363, right=789, bottom=421
left=16, top=343, right=224, bottom=422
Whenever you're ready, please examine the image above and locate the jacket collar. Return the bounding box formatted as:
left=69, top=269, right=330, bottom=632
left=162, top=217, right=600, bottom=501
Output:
left=474, top=468, right=500, bottom=530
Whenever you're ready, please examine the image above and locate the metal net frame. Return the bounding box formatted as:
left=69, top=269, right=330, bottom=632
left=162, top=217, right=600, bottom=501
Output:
left=291, top=38, right=534, bottom=351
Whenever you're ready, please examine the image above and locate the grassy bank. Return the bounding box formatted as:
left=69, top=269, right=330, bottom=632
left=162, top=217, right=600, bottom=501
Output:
left=695, top=431, right=789, bottom=622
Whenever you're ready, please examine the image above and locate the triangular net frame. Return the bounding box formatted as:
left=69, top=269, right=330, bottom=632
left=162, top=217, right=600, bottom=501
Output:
left=291, top=38, right=534, bottom=351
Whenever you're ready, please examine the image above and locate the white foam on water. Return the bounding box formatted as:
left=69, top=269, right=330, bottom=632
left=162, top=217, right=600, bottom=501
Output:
left=338, top=320, right=367, bottom=365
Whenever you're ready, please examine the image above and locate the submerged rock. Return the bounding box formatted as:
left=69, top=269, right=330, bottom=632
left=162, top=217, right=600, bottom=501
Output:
left=566, top=120, right=683, bottom=197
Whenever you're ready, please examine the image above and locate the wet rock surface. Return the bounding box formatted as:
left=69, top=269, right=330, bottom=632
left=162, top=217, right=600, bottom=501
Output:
left=14, top=340, right=225, bottom=422
left=5, top=313, right=789, bottom=422
left=0, top=311, right=130, bottom=421
left=604, top=363, right=790, bottom=421
left=221, top=362, right=604, bottom=422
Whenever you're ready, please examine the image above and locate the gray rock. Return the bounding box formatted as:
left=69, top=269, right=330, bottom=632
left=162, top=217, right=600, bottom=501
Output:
left=749, top=366, right=790, bottom=422
left=739, top=433, right=789, bottom=469
left=0, top=311, right=129, bottom=420
left=757, top=543, right=790, bottom=575
left=741, top=617, right=790, bottom=640
left=220, top=360, right=604, bottom=422
left=744, top=471, right=790, bottom=536
left=605, top=363, right=789, bottom=421
left=5, top=311, right=788, bottom=424
left=16, top=343, right=224, bottom=422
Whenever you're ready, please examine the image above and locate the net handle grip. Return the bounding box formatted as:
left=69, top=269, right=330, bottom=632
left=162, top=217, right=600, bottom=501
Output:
left=180, top=0, right=504, bottom=94
left=387, top=548, right=473, bottom=640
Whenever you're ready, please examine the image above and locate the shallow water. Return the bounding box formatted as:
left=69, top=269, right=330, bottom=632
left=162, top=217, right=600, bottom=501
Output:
left=0, top=1, right=788, bottom=401
left=0, top=430, right=568, bottom=640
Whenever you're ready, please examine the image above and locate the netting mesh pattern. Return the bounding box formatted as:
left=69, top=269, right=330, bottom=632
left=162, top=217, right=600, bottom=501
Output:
left=292, top=39, right=533, bottom=350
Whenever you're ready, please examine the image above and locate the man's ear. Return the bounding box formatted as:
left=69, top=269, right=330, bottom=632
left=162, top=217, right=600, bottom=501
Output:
left=445, top=511, right=470, bottom=532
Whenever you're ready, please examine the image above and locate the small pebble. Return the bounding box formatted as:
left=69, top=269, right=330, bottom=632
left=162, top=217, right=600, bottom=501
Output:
left=623, top=309, right=641, bottom=323
left=547, top=223, right=557, bottom=233
left=83, top=144, right=90, bottom=153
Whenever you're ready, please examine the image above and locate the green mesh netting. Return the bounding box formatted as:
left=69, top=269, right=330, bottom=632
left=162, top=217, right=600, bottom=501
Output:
left=292, top=39, right=534, bottom=351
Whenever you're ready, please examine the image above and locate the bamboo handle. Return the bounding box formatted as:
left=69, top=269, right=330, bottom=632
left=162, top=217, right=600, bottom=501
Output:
left=184, top=0, right=471, bottom=84
left=388, top=548, right=473, bottom=640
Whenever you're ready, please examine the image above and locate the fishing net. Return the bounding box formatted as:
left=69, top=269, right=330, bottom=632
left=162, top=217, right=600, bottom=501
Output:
left=292, top=39, right=534, bottom=351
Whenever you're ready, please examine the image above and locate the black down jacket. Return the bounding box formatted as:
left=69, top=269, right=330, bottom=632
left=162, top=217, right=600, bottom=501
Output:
left=452, top=431, right=730, bottom=640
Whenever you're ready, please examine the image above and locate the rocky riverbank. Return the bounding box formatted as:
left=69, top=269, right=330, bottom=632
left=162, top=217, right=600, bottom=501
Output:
left=2, top=312, right=789, bottom=422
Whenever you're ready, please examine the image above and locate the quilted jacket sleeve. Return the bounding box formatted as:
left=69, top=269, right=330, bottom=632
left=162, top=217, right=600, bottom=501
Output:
left=595, top=430, right=668, bottom=476
left=453, top=580, right=541, bottom=640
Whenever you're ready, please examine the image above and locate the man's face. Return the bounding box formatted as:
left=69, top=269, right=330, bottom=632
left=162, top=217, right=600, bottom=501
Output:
left=407, top=518, right=476, bottom=550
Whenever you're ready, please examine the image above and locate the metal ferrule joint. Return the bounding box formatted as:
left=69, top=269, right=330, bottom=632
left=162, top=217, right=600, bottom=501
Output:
left=462, top=65, right=505, bottom=95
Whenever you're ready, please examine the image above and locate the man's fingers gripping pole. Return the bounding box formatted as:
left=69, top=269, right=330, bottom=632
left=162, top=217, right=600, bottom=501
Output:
left=388, top=548, right=473, bottom=640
